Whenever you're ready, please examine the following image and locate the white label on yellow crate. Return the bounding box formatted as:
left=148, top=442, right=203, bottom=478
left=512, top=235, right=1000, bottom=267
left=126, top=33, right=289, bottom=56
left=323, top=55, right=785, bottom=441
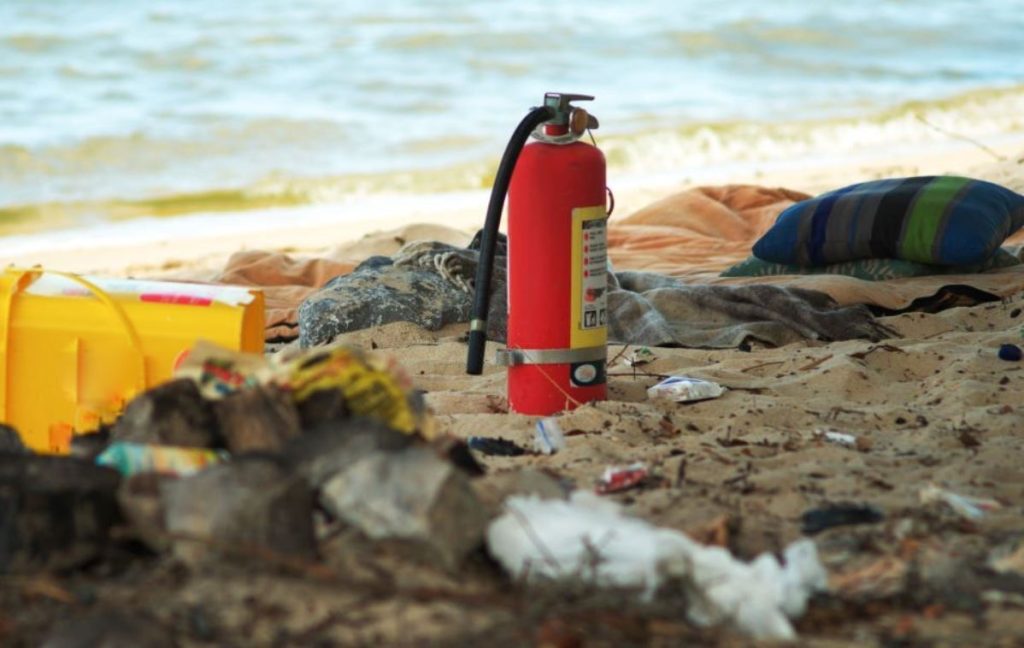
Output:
left=25, top=274, right=258, bottom=306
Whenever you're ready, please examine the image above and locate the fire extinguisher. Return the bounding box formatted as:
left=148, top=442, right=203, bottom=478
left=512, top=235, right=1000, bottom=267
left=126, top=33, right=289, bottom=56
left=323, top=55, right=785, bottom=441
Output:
left=466, top=92, right=608, bottom=415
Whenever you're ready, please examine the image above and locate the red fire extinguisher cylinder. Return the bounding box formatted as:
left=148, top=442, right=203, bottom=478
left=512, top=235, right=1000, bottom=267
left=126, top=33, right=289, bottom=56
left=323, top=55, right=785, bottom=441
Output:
left=467, top=92, right=609, bottom=417
left=506, top=135, right=607, bottom=414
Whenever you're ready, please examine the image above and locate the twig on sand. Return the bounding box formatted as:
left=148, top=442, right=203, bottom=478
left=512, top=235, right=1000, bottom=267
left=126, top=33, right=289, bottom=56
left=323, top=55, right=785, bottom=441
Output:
left=850, top=344, right=905, bottom=360
left=608, top=345, right=631, bottom=368
left=740, top=360, right=785, bottom=373
left=914, top=114, right=1006, bottom=162
left=798, top=354, right=833, bottom=371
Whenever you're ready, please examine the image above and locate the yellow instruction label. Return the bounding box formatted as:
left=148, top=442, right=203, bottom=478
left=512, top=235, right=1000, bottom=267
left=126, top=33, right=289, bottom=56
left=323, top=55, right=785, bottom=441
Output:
left=570, top=205, right=609, bottom=350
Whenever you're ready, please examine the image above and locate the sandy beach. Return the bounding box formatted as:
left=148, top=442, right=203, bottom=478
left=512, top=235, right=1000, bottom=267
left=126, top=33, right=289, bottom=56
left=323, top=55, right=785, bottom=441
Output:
left=2, top=127, right=1023, bottom=645
left=6, top=129, right=1023, bottom=280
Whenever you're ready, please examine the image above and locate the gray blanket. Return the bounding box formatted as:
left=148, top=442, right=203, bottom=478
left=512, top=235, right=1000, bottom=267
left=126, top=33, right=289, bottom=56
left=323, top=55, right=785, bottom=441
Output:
left=298, top=242, right=891, bottom=349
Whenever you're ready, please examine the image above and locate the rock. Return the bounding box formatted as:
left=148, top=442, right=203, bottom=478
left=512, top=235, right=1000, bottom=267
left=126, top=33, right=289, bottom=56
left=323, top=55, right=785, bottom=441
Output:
left=282, top=417, right=416, bottom=490
left=989, top=536, right=1024, bottom=575
left=294, top=388, right=348, bottom=429
left=160, top=455, right=316, bottom=567
left=0, top=455, right=121, bottom=572
left=471, top=468, right=568, bottom=521
left=297, top=245, right=506, bottom=347
left=40, top=608, right=174, bottom=648
left=213, top=384, right=302, bottom=453
left=112, top=379, right=219, bottom=448
left=117, top=472, right=175, bottom=553
left=801, top=503, right=885, bottom=535
left=320, top=445, right=488, bottom=569
left=0, top=423, right=28, bottom=454
left=69, top=429, right=111, bottom=461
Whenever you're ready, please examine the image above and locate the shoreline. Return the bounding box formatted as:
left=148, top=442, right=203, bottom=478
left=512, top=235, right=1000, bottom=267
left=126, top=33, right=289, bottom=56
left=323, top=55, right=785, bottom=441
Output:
left=1, top=130, right=1022, bottom=279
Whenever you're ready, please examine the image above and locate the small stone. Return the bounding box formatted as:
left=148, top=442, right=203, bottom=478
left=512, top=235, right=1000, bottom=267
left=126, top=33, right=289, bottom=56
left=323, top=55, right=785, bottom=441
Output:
left=112, top=379, right=219, bottom=448
left=998, top=343, right=1023, bottom=362
left=0, top=423, right=28, bottom=454
left=117, top=472, right=175, bottom=553
left=214, top=384, right=302, bottom=453
left=320, top=445, right=488, bottom=569
left=294, top=388, right=348, bottom=429
left=40, top=608, right=174, bottom=648
left=161, top=455, right=316, bottom=567
left=69, top=429, right=111, bottom=461
left=283, top=417, right=415, bottom=490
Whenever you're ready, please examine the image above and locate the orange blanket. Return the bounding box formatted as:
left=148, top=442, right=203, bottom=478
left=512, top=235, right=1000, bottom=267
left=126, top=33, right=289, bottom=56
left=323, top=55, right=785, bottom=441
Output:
left=208, top=184, right=1024, bottom=341
left=607, top=184, right=812, bottom=276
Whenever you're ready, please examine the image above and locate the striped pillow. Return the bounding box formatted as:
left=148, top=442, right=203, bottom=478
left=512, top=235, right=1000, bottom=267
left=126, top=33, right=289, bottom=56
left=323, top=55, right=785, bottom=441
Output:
left=752, top=176, right=1024, bottom=266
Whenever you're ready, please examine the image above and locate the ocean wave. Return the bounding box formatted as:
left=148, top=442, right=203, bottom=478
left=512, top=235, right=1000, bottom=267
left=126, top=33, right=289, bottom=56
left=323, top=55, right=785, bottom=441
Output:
left=1, top=84, right=1022, bottom=232
left=1, top=33, right=69, bottom=53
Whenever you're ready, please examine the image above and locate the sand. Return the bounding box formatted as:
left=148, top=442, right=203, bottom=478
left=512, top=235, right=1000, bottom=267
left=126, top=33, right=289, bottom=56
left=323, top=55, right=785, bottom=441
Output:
left=4, top=133, right=1024, bottom=645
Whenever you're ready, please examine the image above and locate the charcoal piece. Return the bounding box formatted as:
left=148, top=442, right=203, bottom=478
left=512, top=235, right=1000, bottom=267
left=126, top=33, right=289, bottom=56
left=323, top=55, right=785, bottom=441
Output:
left=467, top=436, right=528, bottom=457
left=69, top=429, right=111, bottom=461
left=214, top=384, right=302, bottom=453
left=0, top=455, right=121, bottom=572
left=443, top=438, right=486, bottom=476
left=295, top=388, right=348, bottom=429
left=0, top=423, right=28, bottom=454
left=112, top=379, right=219, bottom=448
left=801, top=503, right=884, bottom=535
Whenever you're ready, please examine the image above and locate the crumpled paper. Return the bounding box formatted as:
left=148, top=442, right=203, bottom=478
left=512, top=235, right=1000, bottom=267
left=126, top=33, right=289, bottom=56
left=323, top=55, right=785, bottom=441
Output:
left=487, top=492, right=827, bottom=641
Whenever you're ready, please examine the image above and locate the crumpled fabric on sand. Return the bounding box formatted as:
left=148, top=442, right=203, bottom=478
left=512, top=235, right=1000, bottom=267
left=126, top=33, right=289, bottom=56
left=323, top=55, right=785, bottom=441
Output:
left=298, top=241, right=892, bottom=348
left=608, top=271, right=892, bottom=347
left=207, top=184, right=1024, bottom=343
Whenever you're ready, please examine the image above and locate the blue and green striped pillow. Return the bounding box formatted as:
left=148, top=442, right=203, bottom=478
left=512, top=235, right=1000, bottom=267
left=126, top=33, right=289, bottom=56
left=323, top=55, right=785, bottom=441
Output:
left=752, top=176, right=1024, bottom=266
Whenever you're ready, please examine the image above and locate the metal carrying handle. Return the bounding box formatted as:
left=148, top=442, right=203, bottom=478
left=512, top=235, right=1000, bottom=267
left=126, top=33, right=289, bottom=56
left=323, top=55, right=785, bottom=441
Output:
left=1, top=269, right=148, bottom=407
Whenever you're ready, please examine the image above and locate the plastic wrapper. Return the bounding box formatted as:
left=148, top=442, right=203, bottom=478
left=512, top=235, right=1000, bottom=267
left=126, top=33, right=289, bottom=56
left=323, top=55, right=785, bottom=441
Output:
left=175, top=339, right=272, bottom=399
left=622, top=347, right=656, bottom=367
left=534, top=417, right=566, bottom=455
left=596, top=462, right=649, bottom=494
left=282, top=345, right=434, bottom=439
left=647, top=376, right=726, bottom=403
left=487, top=492, right=828, bottom=641
left=96, top=441, right=227, bottom=477
left=920, top=483, right=1002, bottom=519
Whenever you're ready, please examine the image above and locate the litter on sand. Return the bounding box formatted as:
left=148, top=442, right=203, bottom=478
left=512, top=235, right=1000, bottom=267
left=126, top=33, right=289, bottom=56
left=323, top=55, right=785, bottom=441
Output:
left=96, top=442, right=228, bottom=477
left=595, top=462, right=650, bottom=494
left=813, top=428, right=858, bottom=447
left=534, top=417, right=566, bottom=455
left=621, top=347, right=657, bottom=367
left=486, top=492, right=828, bottom=641
left=919, top=483, right=1003, bottom=520
left=646, top=376, right=726, bottom=403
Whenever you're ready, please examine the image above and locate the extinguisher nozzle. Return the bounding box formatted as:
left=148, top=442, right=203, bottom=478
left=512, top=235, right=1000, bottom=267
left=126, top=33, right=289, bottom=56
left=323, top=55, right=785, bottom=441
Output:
left=466, top=330, right=487, bottom=375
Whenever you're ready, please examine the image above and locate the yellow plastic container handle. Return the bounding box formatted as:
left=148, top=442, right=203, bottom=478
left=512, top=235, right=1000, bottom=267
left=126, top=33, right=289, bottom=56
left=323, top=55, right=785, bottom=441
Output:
left=0, top=268, right=148, bottom=420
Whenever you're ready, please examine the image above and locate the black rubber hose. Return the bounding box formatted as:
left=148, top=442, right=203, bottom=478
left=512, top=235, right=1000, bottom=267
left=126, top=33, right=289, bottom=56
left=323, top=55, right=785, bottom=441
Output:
left=466, top=105, right=553, bottom=375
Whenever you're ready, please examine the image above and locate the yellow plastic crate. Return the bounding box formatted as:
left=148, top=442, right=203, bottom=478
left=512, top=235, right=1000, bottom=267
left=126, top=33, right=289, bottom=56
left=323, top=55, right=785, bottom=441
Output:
left=0, top=269, right=265, bottom=453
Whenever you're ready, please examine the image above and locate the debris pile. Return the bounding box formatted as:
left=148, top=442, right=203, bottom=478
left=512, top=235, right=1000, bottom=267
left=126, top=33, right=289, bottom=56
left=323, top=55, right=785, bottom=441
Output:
left=2, top=339, right=1020, bottom=645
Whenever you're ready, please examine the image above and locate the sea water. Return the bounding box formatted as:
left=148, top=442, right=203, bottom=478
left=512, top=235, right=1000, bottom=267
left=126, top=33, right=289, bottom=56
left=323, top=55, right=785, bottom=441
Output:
left=1, top=0, right=1022, bottom=236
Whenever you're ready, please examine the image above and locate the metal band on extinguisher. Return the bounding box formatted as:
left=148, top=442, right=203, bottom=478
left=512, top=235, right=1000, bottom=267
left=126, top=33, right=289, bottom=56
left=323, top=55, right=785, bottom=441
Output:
left=569, top=205, right=608, bottom=388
